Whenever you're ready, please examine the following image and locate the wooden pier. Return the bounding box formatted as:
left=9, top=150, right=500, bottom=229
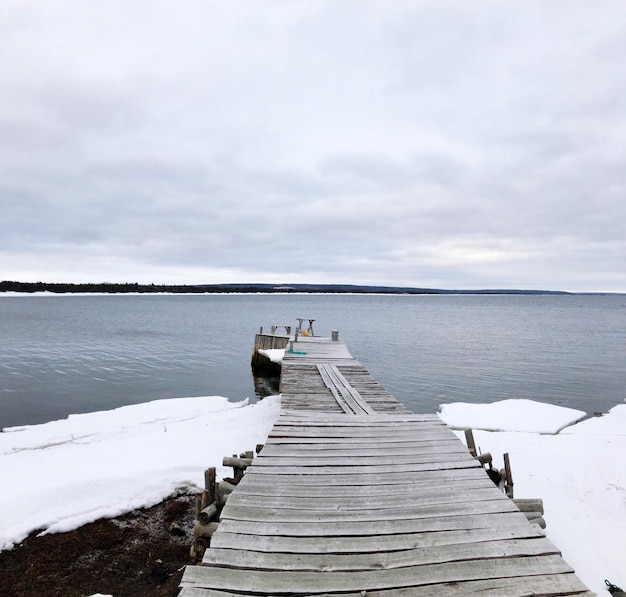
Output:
left=180, top=330, right=592, bottom=596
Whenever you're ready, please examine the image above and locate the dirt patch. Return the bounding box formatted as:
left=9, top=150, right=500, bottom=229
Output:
left=0, top=494, right=198, bottom=597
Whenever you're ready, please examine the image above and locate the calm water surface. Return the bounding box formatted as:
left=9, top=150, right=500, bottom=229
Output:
left=1, top=293, right=624, bottom=428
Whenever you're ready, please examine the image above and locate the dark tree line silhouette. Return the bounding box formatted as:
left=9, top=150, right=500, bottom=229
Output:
left=0, top=281, right=229, bottom=294
left=0, top=281, right=572, bottom=295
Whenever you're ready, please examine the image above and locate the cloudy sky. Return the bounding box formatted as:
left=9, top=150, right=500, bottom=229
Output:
left=1, top=1, right=625, bottom=292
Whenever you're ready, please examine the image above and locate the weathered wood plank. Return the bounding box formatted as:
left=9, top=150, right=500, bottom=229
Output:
left=317, top=363, right=370, bottom=414
left=209, top=523, right=547, bottom=554
left=257, top=444, right=466, bottom=459
left=268, top=428, right=452, bottom=439
left=265, top=433, right=458, bottom=445
left=181, top=554, right=573, bottom=593
left=179, top=573, right=595, bottom=597
left=273, top=415, right=446, bottom=425
left=315, top=363, right=355, bottom=414
left=220, top=499, right=520, bottom=523
left=318, top=364, right=375, bottom=414
left=308, top=576, right=595, bottom=597
left=235, top=477, right=492, bottom=498
left=258, top=439, right=466, bottom=455
left=277, top=414, right=443, bottom=424
left=253, top=451, right=470, bottom=467
left=272, top=422, right=448, bottom=432
left=224, top=485, right=510, bottom=510
left=274, top=422, right=446, bottom=430
left=237, top=467, right=490, bottom=488
left=244, top=459, right=481, bottom=476
left=203, top=537, right=561, bottom=571
left=216, top=511, right=532, bottom=537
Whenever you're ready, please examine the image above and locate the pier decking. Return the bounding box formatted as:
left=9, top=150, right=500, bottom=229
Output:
left=180, top=332, right=592, bottom=596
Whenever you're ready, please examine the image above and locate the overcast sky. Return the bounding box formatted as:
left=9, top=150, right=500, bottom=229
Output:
left=1, top=1, right=625, bottom=292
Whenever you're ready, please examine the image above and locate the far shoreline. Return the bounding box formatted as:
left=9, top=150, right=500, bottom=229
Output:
left=2, top=281, right=620, bottom=295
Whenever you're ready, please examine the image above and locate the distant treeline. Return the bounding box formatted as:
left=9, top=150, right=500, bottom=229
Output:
left=0, top=281, right=408, bottom=294
left=0, top=280, right=574, bottom=295
left=0, top=281, right=235, bottom=294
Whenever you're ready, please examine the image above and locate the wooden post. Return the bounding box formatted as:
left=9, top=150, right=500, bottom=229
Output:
left=464, top=429, right=477, bottom=457
left=200, top=490, right=210, bottom=511
left=503, top=452, right=514, bottom=498
left=198, top=502, right=219, bottom=525
left=223, top=456, right=253, bottom=469
left=194, top=520, right=220, bottom=538
left=205, top=467, right=216, bottom=504
left=193, top=537, right=209, bottom=560
left=524, top=513, right=546, bottom=528
left=475, top=452, right=492, bottom=466
left=217, top=480, right=236, bottom=505
left=513, top=498, right=544, bottom=514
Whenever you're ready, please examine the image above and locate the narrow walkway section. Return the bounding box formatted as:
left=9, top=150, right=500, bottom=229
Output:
left=316, top=364, right=375, bottom=414
left=180, top=334, right=592, bottom=596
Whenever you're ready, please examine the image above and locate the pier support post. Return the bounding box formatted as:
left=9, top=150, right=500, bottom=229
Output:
left=503, top=452, right=514, bottom=498
left=464, top=429, right=477, bottom=457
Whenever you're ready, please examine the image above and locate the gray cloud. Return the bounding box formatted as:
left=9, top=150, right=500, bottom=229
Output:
left=1, top=1, right=625, bottom=291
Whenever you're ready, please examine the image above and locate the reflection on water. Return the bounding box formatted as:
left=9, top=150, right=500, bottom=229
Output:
left=253, top=375, right=281, bottom=399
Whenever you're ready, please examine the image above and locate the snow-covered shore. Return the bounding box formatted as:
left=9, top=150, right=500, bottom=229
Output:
left=2, top=395, right=624, bottom=595
left=0, top=395, right=280, bottom=551
left=439, top=399, right=626, bottom=596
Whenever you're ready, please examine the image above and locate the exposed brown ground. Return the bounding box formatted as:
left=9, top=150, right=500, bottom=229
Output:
left=0, top=494, right=197, bottom=597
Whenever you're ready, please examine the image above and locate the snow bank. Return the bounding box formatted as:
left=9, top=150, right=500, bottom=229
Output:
left=0, top=395, right=281, bottom=551
left=561, top=403, right=626, bottom=436
left=439, top=398, right=586, bottom=433
left=258, top=348, right=286, bottom=364
left=439, top=400, right=626, bottom=596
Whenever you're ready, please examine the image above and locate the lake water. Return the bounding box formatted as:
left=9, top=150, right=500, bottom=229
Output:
left=1, top=293, right=624, bottom=429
